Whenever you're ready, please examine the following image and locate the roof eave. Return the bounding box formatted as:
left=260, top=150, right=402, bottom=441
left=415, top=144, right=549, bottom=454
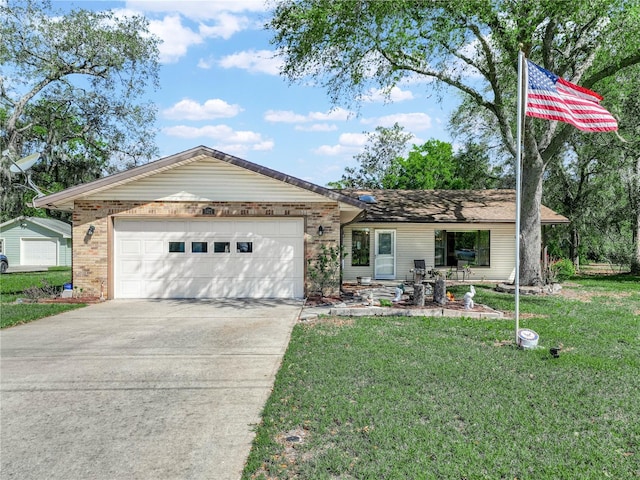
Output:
left=33, top=146, right=366, bottom=211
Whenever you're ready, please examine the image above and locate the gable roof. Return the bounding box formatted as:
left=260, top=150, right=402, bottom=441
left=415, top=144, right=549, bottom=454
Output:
left=338, top=189, right=569, bottom=225
left=0, top=216, right=72, bottom=237
left=33, top=146, right=366, bottom=212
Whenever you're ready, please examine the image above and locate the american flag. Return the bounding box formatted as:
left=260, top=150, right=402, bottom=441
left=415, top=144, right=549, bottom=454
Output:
left=525, top=60, right=618, bottom=132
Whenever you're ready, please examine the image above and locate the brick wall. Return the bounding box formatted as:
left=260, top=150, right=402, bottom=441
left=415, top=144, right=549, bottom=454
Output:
left=72, top=200, right=341, bottom=298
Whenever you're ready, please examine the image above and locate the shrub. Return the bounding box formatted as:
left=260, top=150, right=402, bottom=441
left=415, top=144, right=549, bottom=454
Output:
left=22, top=280, right=59, bottom=299
left=550, top=258, right=576, bottom=283
left=307, top=244, right=346, bottom=298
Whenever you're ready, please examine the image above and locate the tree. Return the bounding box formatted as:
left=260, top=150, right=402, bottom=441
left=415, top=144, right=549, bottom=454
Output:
left=326, top=123, right=412, bottom=189
left=382, top=139, right=455, bottom=189
left=382, top=139, right=501, bottom=190
left=268, top=0, right=640, bottom=285
left=1, top=0, right=160, bottom=221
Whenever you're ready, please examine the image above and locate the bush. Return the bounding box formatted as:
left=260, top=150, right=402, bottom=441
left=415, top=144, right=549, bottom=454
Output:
left=550, top=258, right=575, bottom=282
left=307, top=244, right=346, bottom=298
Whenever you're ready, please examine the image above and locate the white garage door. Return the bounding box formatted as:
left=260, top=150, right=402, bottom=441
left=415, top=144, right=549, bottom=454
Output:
left=114, top=218, right=304, bottom=299
left=22, top=238, right=58, bottom=266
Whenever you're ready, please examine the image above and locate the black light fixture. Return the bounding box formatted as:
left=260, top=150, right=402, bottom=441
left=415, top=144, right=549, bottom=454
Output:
left=87, top=225, right=95, bottom=236
left=317, top=225, right=324, bottom=236
left=20, top=222, right=28, bottom=228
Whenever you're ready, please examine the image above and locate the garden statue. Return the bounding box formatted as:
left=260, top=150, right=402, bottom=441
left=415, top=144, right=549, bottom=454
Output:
left=393, top=284, right=405, bottom=302
left=464, top=285, right=476, bottom=310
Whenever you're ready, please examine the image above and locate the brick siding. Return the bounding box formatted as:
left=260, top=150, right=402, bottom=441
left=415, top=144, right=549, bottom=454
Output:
left=72, top=200, right=341, bottom=298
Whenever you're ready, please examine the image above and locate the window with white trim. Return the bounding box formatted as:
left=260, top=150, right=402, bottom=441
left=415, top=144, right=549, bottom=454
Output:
left=435, top=230, right=490, bottom=267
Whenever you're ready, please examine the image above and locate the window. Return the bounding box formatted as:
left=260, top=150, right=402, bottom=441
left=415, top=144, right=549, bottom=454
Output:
left=191, top=242, right=208, bottom=253
left=237, top=242, right=253, bottom=253
left=351, top=229, right=370, bottom=266
left=214, top=242, right=230, bottom=253
left=168, top=241, right=185, bottom=253
left=0, top=238, right=4, bottom=254
left=434, top=230, right=490, bottom=267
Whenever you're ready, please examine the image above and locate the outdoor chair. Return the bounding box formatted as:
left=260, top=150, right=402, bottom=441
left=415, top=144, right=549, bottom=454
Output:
left=413, top=259, right=427, bottom=283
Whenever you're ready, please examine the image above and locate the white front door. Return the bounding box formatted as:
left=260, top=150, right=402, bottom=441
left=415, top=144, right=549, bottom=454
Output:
left=374, top=230, right=396, bottom=279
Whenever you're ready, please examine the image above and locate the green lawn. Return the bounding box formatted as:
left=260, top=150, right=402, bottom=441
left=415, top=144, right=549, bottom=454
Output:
left=0, top=268, right=85, bottom=328
left=243, top=275, right=640, bottom=479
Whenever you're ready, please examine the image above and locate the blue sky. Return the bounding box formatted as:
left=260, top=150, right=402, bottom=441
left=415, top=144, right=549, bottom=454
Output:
left=56, top=0, right=460, bottom=187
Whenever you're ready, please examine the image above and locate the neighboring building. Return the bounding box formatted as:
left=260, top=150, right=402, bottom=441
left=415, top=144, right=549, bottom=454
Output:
left=33, top=146, right=568, bottom=299
left=0, top=216, right=72, bottom=267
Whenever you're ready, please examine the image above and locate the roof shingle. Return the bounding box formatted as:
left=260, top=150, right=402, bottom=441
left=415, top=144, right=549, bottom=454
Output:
left=337, top=189, right=569, bottom=224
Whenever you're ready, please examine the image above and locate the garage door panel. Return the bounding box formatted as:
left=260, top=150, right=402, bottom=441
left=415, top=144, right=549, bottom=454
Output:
left=115, top=218, right=303, bottom=299
left=186, top=258, right=215, bottom=277
left=142, top=260, right=166, bottom=278
left=120, top=239, right=141, bottom=255
left=279, top=221, right=303, bottom=236
left=188, top=221, right=212, bottom=232
left=119, top=280, right=143, bottom=298
left=120, top=259, right=142, bottom=275
left=143, top=240, right=164, bottom=255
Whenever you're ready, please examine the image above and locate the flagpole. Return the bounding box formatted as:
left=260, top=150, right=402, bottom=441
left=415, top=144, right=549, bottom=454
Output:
left=514, top=50, right=525, bottom=344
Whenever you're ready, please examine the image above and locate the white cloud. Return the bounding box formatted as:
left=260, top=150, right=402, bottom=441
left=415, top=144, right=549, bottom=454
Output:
left=147, top=15, right=202, bottom=63
left=126, top=1, right=267, bottom=19
left=308, top=108, right=352, bottom=122
left=338, top=132, right=368, bottom=147
left=313, top=144, right=348, bottom=156
left=361, top=112, right=433, bottom=131
left=295, top=124, right=338, bottom=132
left=218, top=49, right=282, bottom=75
left=313, top=132, right=368, bottom=156
left=197, top=56, right=215, bottom=69
left=198, top=12, right=251, bottom=40
left=361, top=86, right=415, bottom=103
left=162, top=98, right=243, bottom=120
left=264, top=110, right=308, bottom=123
left=162, top=124, right=272, bottom=152
left=265, top=107, right=353, bottom=124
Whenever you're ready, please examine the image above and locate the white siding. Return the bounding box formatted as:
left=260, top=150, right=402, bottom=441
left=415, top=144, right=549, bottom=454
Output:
left=87, top=157, right=331, bottom=203
left=343, top=223, right=516, bottom=282
left=0, top=220, right=71, bottom=267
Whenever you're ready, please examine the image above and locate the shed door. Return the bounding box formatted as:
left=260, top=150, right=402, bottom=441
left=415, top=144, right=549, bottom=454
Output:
left=21, top=238, right=58, bottom=266
left=114, top=218, right=304, bottom=299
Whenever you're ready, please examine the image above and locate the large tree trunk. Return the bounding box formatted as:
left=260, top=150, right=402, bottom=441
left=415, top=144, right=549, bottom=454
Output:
left=632, top=155, right=640, bottom=275
left=520, top=135, right=545, bottom=286
left=570, top=225, right=580, bottom=272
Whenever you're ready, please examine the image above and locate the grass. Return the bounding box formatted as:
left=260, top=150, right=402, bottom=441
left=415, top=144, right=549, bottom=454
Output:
left=243, top=275, right=640, bottom=479
left=0, top=268, right=85, bottom=328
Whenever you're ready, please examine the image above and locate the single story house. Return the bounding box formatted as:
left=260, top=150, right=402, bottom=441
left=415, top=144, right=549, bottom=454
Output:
left=338, top=189, right=568, bottom=284
left=33, top=146, right=568, bottom=299
left=0, top=216, right=72, bottom=267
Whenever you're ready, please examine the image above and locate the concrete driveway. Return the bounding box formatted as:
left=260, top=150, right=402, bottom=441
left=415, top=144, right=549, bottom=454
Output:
left=0, top=299, right=302, bottom=480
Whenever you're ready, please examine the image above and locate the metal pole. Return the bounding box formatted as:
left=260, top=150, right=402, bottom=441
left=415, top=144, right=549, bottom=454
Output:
left=514, top=50, right=525, bottom=344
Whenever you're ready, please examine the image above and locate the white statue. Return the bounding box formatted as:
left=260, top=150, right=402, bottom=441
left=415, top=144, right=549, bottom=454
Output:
left=464, top=285, right=476, bottom=310
left=393, top=284, right=405, bottom=302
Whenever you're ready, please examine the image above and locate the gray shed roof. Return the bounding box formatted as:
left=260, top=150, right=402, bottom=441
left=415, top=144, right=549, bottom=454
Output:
left=0, top=216, right=72, bottom=237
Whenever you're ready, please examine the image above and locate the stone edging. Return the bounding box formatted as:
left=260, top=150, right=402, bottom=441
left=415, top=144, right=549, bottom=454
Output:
left=327, top=305, right=503, bottom=319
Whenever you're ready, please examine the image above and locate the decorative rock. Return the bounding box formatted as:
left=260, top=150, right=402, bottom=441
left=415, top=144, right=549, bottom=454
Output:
left=413, top=284, right=425, bottom=307
left=434, top=278, right=447, bottom=305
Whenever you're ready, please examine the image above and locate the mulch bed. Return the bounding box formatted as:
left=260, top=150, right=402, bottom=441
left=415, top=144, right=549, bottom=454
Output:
left=37, top=296, right=102, bottom=304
